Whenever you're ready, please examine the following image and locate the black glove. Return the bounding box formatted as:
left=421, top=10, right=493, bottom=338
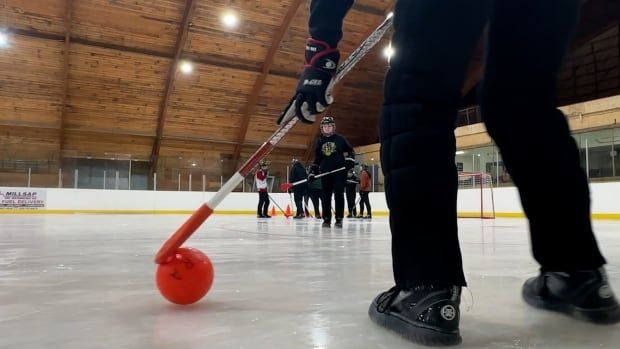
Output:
left=345, top=157, right=356, bottom=170
left=277, top=38, right=339, bottom=125
left=309, top=164, right=320, bottom=174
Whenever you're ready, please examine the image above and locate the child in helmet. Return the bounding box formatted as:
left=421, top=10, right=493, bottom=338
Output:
left=311, top=116, right=355, bottom=228
left=255, top=160, right=270, bottom=218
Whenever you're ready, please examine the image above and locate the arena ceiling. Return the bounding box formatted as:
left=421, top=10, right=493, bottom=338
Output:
left=0, top=0, right=617, bottom=180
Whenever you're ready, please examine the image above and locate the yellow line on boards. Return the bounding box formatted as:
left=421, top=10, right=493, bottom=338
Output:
left=1, top=210, right=619, bottom=220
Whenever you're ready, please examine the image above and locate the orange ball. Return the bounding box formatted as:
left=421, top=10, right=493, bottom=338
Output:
left=156, top=247, right=214, bottom=305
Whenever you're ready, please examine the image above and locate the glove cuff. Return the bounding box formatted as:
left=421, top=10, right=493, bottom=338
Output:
left=305, top=38, right=340, bottom=76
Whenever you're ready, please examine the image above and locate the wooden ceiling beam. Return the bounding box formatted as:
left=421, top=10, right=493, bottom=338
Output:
left=0, top=121, right=306, bottom=151
left=164, top=134, right=308, bottom=150
left=462, top=0, right=620, bottom=96
left=303, top=2, right=396, bottom=162
left=352, top=3, right=387, bottom=16
left=150, top=0, right=197, bottom=174
left=58, top=0, right=74, bottom=163
left=231, top=0, right=304, bottom=166
left=10, top=28, right=299, bottom=80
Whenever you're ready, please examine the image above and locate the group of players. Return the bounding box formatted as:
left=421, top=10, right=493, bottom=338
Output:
left=255, top=116, right=372, bottom=228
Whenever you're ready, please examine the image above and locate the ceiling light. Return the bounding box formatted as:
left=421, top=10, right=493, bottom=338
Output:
left=221, top=11, right=239, bottom=28
left=180, top=61, right=193, bottom=74
left=0, top=32, right=8, bottom=48
left=456, top=151, right=465, bottom=155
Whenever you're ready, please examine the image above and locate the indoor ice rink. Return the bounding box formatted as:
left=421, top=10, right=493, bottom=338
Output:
left=1, top=0, right=620, bottom=348
left=1, top=215, right=620, bottom=348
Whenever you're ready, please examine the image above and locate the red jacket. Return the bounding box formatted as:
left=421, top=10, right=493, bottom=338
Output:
left=360, top=170, right=371, bottom=192
left=255, top=170, right=268, bottom=192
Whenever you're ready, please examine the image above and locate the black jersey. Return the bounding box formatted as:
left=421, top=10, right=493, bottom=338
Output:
left=313, top=133, right=354, bottom=173
left=309, top=0, right=354, bottom=47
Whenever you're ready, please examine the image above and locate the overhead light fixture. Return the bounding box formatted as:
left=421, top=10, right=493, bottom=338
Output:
left=456, top=151, right=465, bottom=155
left=221, top=11, right=239, bottom=28
left=192, top=163, right=196, bottom=167
left=0, top=32, right=8, bottom=48
left=179, top=61, right=193, bottom=74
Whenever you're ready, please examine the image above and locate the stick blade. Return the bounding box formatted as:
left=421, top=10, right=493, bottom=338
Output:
left=154, top=203, right=214, bottom=264
left=280, top=182, right=293, bottom=192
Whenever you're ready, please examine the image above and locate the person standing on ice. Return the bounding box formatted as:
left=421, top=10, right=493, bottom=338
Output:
left=308, top=116, right=355, bottom=228
left=255, top=160, right=270, bottom=218
left=277, top=0, right=620, bottom=346
left=306, top=164, right=322, bottom=219
left=358, top=163, right=372, bottom=219
left=289, top=158, right=308, bottom=219
left=345, top=169, right=358, bottom=218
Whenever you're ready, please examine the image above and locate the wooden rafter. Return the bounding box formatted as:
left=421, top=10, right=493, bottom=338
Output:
left=231, top=0, right=304, bottom=166
left=11, top=28, right=301, bottom=79
left=58, top=0, right=73, bottom=164
left=303, top=3, right=396, bottom=162
left=462, top=0, right=620, bottom=96
left=150, top=0, right=196, bottom=174
left=164, top=134, right=308, bottom=150
left=0, top=123, right=305, bottom=150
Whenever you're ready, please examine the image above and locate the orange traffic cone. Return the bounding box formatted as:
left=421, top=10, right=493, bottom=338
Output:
left=270, top=206, right=276, bottom=217
left=285, top=204, right=292, bottom=217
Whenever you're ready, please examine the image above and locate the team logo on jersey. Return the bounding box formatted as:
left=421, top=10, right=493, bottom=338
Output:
left=322, top=142, right=337, bottom=156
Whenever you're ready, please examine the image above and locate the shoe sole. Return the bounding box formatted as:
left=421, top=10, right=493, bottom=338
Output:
left=523, top=290, right=620, bottom=324
left=368, top=303, right=461, bottom=346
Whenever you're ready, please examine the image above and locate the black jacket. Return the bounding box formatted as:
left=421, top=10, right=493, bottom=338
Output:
left=309, top=0, right=354, bottom=47
left=313, top=133, right=354, bottom=173
left=290, top=162, right=308, bottom=188
left=346, top=173, right=359, bottom=191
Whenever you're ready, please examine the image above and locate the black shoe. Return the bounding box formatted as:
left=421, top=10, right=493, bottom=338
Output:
left=293, top=214, right=304, bottom=219
left=322, top=220, right=330, bottom=228
left=364, top=215, right=372, bottom=219
left=315, top=215, right=322, bottom=220
left=335, top=219, right=343, bottom=228
left=346, top=214, right=353, bottom=218
left=522, top=267, right=620, bottom=324
left=264, top=215, right=271, bottom=218
left=369, top=285, right=462, bottom=346
left=257, top=214, right=265, bottom=218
